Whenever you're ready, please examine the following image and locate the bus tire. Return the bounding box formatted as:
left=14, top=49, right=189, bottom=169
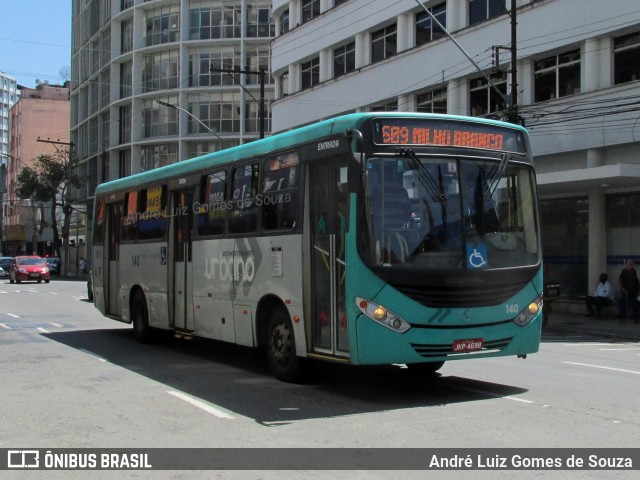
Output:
left=406, top=361, right=444, bottom=375
left=132, top=291, right=152, bottom=343
left=266, top=308, right=302, bottom=382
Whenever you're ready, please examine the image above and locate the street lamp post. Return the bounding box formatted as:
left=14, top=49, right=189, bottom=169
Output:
left=156, top=100, right=224, bottom=143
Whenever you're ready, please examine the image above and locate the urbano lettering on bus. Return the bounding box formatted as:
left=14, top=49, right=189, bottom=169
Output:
left=204, top=251, right=256, bottom=282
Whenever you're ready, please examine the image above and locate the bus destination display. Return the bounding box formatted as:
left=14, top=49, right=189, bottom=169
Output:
left=373, top=118, right=525, bottom=153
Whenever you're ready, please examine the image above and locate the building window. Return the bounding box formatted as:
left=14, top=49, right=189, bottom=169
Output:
left=118, top=150, right=131, bottom=178
left=469, top=0, right=505, bottom=26
left=334, top=41, right=355, bottom=78
left=143, top=98, right=178, bottom=138
left=141, top=144, right=178, bottom=171
left=371, top=24, right=397, bottom=64
left=187, top=140, right=237, bottom=158
left=119, top=62, right=132, bottom=99
left=188, top=92, right=241, bottom=134
left=145, top=6, right=180, bottom=46
left=245, top=45, right=270, bottom=85
left=190, top=47, right=241, bottom=87
left=614, top=31, right=640, bottom=85
left=534, top=49, right=581, bottom=102
left=119, top=105, right=131, bottom=144
left=416, top=2, right=446, bottom=46
left=301, top=57, right=320, bottom=90
left=302, top=0, right=321, bottom=24
left=246, top=0, right=274, bottom=37
left=470, top=72, right=507, bottom=116
left=334, top=0, right=349, bottom=6
left=370, top=101, right=398, bottom=112
left=416, top=87, right=447, bottom=113
left=280, top=9, right=289, bottom=34
left=246, top=92, right=272, bottom=133
left=190, top=3, right=241, bottom=40
left=120, top=19, right=133, bottom=54
left=142, top=50, right=179, bottom=92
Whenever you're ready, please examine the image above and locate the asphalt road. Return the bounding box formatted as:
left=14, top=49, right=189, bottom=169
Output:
left=0, top=279, right=638, bottom=479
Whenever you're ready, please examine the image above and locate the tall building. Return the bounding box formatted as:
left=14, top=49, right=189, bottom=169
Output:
left=0, top=72, right=18, bottom=255
left=4, top=82, right=70, bottom=256
left=270, top=0, right=640, bottom=297
left=70, top=0, right=275, bottom=236
left=0, top=72, right=18, bottom=160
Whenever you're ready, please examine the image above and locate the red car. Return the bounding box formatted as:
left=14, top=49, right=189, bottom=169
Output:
left=10, top=256, right=51, bottom=284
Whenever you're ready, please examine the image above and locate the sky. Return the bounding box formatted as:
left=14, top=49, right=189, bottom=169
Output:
left=0, top=1, right=72, bottom=88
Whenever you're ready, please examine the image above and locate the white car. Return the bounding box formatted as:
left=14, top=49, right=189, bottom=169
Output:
left=0, top=265, right=7, bottom=278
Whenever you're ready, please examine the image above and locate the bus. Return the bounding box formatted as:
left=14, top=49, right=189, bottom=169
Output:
left=91, top=112, right=542, bottom=382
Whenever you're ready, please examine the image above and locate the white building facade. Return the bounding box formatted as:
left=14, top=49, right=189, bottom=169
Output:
left=270, top=0, right=640, bottom=298
left=70, top=0, right=275, bottom=221
left=0, top=72, right=18, bottom=160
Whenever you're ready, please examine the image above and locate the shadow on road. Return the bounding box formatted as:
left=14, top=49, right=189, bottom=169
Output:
left=44, top=328, right=530, bottom=425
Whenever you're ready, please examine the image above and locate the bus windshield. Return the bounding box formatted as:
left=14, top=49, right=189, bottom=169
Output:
left=362, top=155, right=539, bottom=271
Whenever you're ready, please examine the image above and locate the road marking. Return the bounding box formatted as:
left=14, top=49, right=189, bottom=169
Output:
left=48, top=292, right=58, bottom=295
left=50, top=322, right=63, bottom=328
left=37, top=327, right=50, bottom=333
left=563, top=361, right=640, bottom=376
left=6, top=313, right=19, bottom=318
left=167, top=390, right=234, bottom=419
left=0, top=323, right=10, bottom=329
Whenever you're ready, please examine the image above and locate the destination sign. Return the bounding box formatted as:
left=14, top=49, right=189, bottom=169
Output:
left=372, top=118, right=526, bottom=153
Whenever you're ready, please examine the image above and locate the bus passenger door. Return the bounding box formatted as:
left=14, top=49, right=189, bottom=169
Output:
left=105, top=203, right=122, bottom=316
left=170, top=189, right=195, bottom=331
left=309, top=160, right=350, bottom=357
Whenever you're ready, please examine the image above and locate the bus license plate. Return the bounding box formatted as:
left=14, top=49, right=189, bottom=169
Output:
left=452, top=338, right=483, bottom=352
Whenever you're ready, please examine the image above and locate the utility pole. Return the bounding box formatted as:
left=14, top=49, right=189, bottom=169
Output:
left=209, top=67, right=266, bottom=139
left=509, top=0, right=519, bottom=125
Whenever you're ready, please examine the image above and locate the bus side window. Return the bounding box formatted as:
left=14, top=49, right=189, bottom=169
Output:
left=138, top=185, right=167, bottom=240
left=198, top=171, right=227, bottom=236
left=229, top=163, right=260, bottom=234
left=262, top=152, right=299, bottom=231
left=122, top=191, right=138, bottom=241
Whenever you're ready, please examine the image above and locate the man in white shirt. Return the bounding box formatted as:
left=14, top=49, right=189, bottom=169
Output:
left=585, top=273, right=616, bottom=317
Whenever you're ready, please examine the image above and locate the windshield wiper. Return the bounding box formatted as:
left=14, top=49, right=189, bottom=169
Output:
left=397, top=148, right=446, bottom=204
left=483, top=152, right=511, bottom=200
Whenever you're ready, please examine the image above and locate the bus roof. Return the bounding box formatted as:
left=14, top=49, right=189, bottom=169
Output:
left=94, top=112, right=528, bottom=196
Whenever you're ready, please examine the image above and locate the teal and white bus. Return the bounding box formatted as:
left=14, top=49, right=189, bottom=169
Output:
left=91, top=112, right=542, bottom=381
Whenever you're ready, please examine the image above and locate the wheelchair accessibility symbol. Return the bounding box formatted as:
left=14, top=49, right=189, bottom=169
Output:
left=467, top=243, right=488, bottom=269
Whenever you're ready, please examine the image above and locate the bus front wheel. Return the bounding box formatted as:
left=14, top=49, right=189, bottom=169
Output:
left=266, top=308, right=302, bottom=382
left=132, top=291, right=152, bottom=343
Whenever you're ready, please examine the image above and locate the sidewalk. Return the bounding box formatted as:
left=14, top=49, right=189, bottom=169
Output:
left=544, top=307, right=640, bottom=341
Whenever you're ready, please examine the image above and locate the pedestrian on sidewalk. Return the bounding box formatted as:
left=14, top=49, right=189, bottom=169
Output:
left=585, top=273, right=616, bottom=317
left=79, top=257, right=87, bottom=279
left=615, top=259, right=640, bottom=323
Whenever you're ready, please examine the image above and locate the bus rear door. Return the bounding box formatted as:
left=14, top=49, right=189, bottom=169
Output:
left=170, top=188, right=195, bottom=332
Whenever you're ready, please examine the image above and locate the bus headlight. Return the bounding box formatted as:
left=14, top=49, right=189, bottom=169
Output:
left=514, top=297, right=543, bottom=326
left=356, top=297, right=411, bottom=333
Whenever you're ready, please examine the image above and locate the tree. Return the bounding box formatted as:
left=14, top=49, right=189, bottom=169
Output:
left=15, top=148, right=82, bottom=265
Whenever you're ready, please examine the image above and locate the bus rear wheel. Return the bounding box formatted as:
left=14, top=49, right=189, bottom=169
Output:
left=132, top=291, right=152, bottom=343
left=266, top=308, right=302, bottom=382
